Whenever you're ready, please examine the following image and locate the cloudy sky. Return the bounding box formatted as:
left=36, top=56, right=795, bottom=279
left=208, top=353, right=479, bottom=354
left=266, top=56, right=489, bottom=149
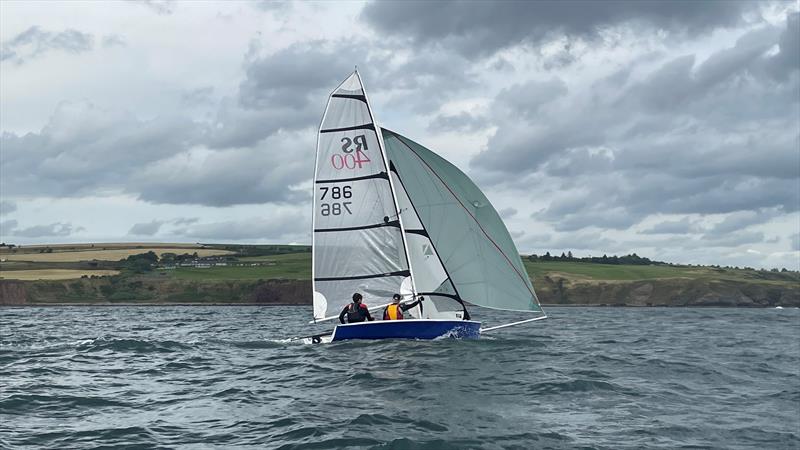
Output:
left=1, top=0, right=798, bottom=269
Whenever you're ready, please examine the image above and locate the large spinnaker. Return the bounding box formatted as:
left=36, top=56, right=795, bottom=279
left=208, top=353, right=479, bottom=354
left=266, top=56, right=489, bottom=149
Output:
left=312, top=73, right=411, bottom=320
left=383, top=129, right=542, bottom=313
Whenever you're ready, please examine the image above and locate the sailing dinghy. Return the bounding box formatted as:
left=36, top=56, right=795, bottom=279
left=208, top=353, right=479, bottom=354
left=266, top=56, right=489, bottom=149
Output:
left=306, top=70, right=546, bottom=344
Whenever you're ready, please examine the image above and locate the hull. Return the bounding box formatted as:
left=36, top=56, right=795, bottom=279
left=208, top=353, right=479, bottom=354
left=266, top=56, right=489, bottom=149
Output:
left=330, top=319, right=481, bottom=342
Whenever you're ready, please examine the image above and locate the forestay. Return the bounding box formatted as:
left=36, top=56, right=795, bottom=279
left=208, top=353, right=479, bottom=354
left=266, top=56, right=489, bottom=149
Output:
left=312, top=72, right=411, bottom=321
left=382, top=129, right=542, bottom=313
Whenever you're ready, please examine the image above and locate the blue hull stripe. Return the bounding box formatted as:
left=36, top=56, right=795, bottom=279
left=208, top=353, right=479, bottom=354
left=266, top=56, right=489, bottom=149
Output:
left=331, top=320, right=481, bottom=341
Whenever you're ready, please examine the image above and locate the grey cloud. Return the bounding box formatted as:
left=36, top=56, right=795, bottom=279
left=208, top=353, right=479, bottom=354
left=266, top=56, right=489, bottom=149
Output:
left=765, top=12, right=800, bottom=80
left=533, top=183, right=647, bottom=232
left=134, top=0, right=176, bottom=15
left=131, top=132, right=312, bottom=207
left=172, top=217, right=199, bottom=226
left=631, top=26, right=781, bottom=112
left=792, top=233, right=800, bottom=251
left=238, top=42, right=360, bottom=110
left=181, top=213, right=306, bottom=241
left=472, top=122, right=592, bottom=174
left=626, top=176, right=798, bottom=216
left=498, top=207, right=517, bottom=219
left=553, top=207, right=644, bottom=232
left=470, top=13, right=798, bottom=237
left=102, top=35, right=126, bottom=48
left=1, top=219, right=18, bottom=235
left=1, top=26, right=93, bottom=65
left=377, top=50, right=477, bottom=114
left=205, top=98, right=315, bottom=149
left=362, top=0, right=758, bottom=56
left=128, top=220, right=164, bottom=236
left=0, top=201, right=16, bottom=216
left=707, top=210, right=776, bottom=235
left=428, top=112, right=487, bottom=133
left=701, top=230, right=765, bottom=247
left=641, top=217, right=700, bottom=234
left=181, top=86, right=215, bottom=106
left=1, top=101, right=199, bottom=198
left=206, top=41, right=369, bottom=149
left=253, top=1, right=292, bottom=13
left=545, top=231, right=615, bottom=251
left=494, top=79, right=568, bottom=119
left=13, top=222, right=78, bottom=238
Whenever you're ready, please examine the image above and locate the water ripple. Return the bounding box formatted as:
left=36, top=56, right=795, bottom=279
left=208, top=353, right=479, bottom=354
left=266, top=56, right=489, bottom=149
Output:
left=0, top=306, right=798, bottom=449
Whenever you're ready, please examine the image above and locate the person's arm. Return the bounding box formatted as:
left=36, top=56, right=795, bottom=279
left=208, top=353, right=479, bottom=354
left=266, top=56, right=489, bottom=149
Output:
left=339, top=305, right=348, bottom=324
left=400, top=298, right=422, bottom=312
left=401, top=296, right=424, bottom=311
left=362, top=304, right=375, bottom=321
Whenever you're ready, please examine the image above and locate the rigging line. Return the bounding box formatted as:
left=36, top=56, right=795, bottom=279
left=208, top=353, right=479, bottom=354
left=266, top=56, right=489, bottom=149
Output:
left=390, top=132, right=537, bottom=299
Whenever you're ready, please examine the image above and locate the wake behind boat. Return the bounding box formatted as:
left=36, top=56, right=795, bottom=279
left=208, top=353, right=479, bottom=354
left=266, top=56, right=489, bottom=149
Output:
left=306, top=70, right=546, bottom=343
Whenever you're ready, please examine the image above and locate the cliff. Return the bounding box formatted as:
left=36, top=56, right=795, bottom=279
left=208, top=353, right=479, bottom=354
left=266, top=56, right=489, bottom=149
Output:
left=534, top=275, right=799, bottom=307
left=0, top=278, right=311, bottom=305
left=2, top=276, right=797, bottom=307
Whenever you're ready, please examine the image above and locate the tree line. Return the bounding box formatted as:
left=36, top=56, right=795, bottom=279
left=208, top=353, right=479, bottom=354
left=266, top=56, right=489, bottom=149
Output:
left=527, top=251, right=663, bottom=265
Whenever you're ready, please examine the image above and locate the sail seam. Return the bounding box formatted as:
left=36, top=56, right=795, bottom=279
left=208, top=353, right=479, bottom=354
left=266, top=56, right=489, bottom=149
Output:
left=320, top=124, right=374, bottom=133
left=390, top=132, right=538, bottom=300
left=316, top=172, right=389, bottom=183
left=315, top=270, right=411, bottom=282
left=314, top=221, right=400, bottom=232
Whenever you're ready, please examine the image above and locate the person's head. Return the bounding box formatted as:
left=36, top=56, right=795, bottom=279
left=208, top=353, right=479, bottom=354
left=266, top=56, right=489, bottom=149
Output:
left=392, top=293, right=401, bottom=303
left=352, top=293, right=363, bottom=304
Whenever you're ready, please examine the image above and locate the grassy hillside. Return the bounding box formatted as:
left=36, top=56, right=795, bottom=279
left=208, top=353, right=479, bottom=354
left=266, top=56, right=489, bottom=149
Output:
left=1, top=243, right=797, bottom=306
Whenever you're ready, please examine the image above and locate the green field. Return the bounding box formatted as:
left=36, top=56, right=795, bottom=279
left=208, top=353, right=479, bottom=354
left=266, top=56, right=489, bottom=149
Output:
left=3, top=241, right=795, bottom=287
left=524, top=260, right=797, bottom=285
left=158, top=253, right=798, bottom=286
left=524, top=261, right=700, bottom=281
left=164, top=253, right=311, bottom=281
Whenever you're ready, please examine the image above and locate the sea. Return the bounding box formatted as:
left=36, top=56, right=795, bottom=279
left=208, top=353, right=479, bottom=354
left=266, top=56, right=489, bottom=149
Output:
left=1, top=306, right=798, bottom=449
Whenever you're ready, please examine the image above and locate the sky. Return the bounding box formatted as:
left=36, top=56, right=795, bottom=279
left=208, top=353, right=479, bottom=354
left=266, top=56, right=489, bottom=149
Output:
left=0, top=0, right=798, bottom=270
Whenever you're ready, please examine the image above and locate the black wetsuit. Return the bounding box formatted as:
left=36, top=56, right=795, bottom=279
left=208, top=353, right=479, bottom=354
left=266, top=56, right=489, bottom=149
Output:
left=339, top=302, right=374, bottom=324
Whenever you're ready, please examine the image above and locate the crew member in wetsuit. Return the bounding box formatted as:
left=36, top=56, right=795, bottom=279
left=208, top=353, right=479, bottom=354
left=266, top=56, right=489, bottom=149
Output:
left=339, top=293, right=375, bottom=324
left=383, top=294, right=424, bottom=320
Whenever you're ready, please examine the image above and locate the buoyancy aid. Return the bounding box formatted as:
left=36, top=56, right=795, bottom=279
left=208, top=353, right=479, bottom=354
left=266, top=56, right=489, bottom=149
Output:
left=346, top=303, right=368, bottom=323
left=384, top=303, right=403, bottom=320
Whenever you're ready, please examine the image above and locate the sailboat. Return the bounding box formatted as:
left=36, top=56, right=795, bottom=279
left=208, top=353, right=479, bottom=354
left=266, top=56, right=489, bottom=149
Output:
left=306, top=70, right=546, bottom=344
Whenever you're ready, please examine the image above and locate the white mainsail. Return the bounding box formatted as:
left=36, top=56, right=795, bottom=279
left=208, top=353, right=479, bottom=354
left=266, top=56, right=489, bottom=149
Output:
left=312, top=71, right=414, bottom=321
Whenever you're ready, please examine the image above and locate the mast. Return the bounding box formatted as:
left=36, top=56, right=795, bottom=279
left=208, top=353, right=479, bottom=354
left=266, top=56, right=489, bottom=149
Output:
left=355, top=70, right=419, bottom=301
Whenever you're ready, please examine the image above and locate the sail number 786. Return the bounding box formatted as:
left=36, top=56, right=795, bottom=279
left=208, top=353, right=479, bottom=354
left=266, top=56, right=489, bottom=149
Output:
left=319, top=186, right=352, bottom=216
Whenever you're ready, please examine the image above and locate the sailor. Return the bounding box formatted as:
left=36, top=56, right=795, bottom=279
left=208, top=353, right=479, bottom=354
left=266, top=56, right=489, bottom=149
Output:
left=383, top=294, right=423, bottom=320
left=339, top=293, right=375, bottom=324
